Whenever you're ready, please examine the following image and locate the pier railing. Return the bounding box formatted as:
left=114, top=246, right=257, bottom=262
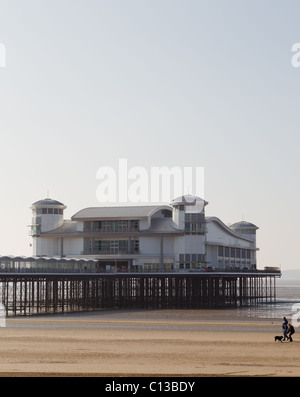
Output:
left=0, top=267, right=281, bottom=275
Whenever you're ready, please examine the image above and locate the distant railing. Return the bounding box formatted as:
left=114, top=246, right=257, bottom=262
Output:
left=84, top=228, right=139, bottom=233
left=86, top=250, right=140, bottom=255
left=0, top=267, right=281, bottom=275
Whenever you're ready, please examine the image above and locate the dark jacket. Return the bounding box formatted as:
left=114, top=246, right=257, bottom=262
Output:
left=287, top=324, right=295, bottom=334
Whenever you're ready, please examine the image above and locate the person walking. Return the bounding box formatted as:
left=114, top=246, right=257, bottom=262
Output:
left=282, top=317, right=288, bottom=341
left=287, top=323, right=295, bottom=342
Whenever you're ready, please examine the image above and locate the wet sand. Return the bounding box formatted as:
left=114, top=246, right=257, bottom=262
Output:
left=0, top=309, right=298, bottom=377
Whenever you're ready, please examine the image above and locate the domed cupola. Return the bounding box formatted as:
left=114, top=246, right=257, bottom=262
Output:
left=30, top=198, right=66, bottom=234
left=170, top=194, right=208, bottom=230
left=32, top=198, right=65, bottom=207
left=230, top=221, right=258, bottom=242
left=171, top=194, right=208, bottom=213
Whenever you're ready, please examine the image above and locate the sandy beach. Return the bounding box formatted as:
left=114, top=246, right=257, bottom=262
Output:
left=0, top=309, right=298, bottom=377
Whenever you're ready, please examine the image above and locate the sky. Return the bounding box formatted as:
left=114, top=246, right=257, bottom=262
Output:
left=0, top=0, right=299, bottom=270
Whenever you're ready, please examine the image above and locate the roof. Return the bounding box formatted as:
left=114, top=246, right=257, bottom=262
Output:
left=0, top=255, right=97, bottom=264
left=171, top=194, right=208, bottom=206
left=206, top=217, right=256, bottom=243
left=171, top=195, right=208, bottom=213
left=31, top=198, right=66, bottom=208
left=44, top=221, right=78, bottom=235
left=146, top=218, right=181, bottom=234
left=230, top=221, right=258, bottom=230
left=72, top=205, right=172, bottom=220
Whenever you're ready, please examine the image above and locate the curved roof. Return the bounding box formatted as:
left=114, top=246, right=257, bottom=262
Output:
left=230, top=221, right=258, bottom=230
left=0, top=255, right=97, bottom=265
left=31, top=198, right=66, bottom=208
left=206, top=217, right=256, bottom=243
left=72, top=205, right=172, bottom=220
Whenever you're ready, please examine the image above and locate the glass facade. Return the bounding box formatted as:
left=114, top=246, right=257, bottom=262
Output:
left=184, top=213, right=206, bottom=234
left=84, top=220, right=139, bottom=233
left=34, top=208, right=63, bottom=215
left=217, top=245, right=255, bottom=268
left=90, top=239, right=139, bottom=255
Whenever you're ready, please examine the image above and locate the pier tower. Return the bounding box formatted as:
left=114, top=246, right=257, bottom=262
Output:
left=30, top=198, right=66, bottom=256
left=171, top=195, right=208, bottom=270
left=230, top=221, right=258, bottom=244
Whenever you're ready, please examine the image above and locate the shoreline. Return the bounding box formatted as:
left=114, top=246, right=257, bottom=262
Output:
left=0, top=309, right=298, bottom=377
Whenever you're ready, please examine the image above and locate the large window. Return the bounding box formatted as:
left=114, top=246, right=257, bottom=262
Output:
left=184, top=213, right=206, bottom=234
left=88, top=220, right=139, bottom=232
left=179, top=253, right=205, bottom=269
left=218, top=246, right=252, bottom=262
left=93, top=239, right=139, bottom=254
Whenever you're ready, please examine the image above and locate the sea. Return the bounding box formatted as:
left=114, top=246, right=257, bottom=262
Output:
left=237, top=277, right=300, bottom=321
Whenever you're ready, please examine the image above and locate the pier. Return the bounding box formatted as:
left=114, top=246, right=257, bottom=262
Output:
left=0, top=271, right=279, bottom=316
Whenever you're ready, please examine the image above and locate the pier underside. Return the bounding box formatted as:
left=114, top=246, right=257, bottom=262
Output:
left=0, top=272, right=278, bottom=316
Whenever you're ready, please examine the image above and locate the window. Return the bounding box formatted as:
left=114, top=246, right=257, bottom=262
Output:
left=164, top=263, right=174, bottom=271
left=130, top=239, right=139, bottom=253
left=102, top=221, right=113, bottom=231
left=115, top=221, right=128, bottom=232
left=93, top=221, right=102, bottom=229
left=94, top=240, right=110, bottom=252
left=130, top=220, right=139, bottom=231
left=144, top=264, right=152, bottom=272
left=110, top=240, right=119, bottom=254
left=218, top=246, right=223, bottom=256
left=39, top=208, right=63, bottom=215
left=184, top=221, right=206, bottom=234
left=90, top=220, right=139, bottom=232
left=93, top=240, right=132, bottom=254
left=31, top=225, right=41, bottom=235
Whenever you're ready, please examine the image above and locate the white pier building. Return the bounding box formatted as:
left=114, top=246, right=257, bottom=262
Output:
left=29, top=195, right=258, bottom=273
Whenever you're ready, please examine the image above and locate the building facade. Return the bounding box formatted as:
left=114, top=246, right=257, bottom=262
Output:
left=29, top=195, right=258, bottom=272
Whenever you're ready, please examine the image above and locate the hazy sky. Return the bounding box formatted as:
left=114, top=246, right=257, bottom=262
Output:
left=0, top=0, right=299, bottom=270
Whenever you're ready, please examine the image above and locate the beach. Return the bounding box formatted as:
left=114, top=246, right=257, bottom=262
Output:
left=0, top=309, right=299, bottom=377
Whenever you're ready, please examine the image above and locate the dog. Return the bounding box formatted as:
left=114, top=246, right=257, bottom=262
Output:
left=274, top=336, right=283, bottom=342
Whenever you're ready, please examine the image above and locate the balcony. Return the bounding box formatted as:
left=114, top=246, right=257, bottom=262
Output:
left=85, top=249, right=140, bottom=256
left=84, top=227, right=139, bottom=233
